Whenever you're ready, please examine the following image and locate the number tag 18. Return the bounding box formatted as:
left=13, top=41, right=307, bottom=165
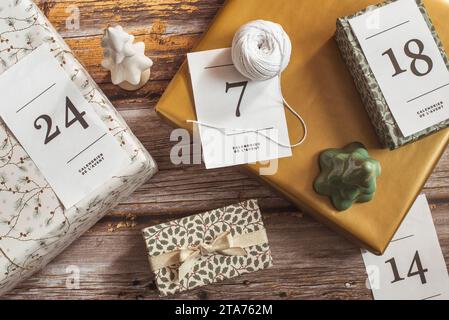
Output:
left=382, top=38, right=433, bottom=77
left=0, top=44, right=131, bottom=209
left=348, top=0, right=449, bottom=137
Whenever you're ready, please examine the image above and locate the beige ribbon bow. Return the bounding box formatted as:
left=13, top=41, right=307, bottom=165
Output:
left=149, top=228, right=268, bottom=281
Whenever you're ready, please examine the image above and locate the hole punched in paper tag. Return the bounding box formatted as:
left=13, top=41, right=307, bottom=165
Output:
left=0, top=44, right=131, bottom=208
left=362, top=195, right=449, bottom=300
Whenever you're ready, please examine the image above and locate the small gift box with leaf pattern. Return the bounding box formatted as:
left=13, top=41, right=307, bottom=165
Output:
left=142, top=199, right=273, bottom=296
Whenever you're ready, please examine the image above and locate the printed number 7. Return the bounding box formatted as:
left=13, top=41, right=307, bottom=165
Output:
left=225, top=81, right=248, bottom=117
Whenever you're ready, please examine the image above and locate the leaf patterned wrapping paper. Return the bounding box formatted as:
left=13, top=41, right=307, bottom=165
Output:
left=142, top=200, right=273, bottom=296
left=0, top=0, right=157, bottom=295
left=335, top=0, right=449, bottom=150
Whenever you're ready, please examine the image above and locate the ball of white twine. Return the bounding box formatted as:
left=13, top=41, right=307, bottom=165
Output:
left=231, top=20, right=292, bottom=81
left=231, top=20, right=307, bottom=148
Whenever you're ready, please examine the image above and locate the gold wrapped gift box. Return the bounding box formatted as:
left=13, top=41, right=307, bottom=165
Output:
left=155, top=0, right=449, bottom=254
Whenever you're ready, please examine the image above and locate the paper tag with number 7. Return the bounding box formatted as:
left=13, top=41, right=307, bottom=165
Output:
left=0, top=44, right=131, bottom=209
left=362, top=194, right=449, bottom=300
left=187, top=48, right=292, bottom=169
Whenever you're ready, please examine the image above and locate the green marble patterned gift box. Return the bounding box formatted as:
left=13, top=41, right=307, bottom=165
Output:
left=142, top=200, right=273, bottom=296
left=335, top=0, right=449, bottom=150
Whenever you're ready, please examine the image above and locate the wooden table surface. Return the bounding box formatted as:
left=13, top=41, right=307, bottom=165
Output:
left=4, top=0, right=449, bottom=300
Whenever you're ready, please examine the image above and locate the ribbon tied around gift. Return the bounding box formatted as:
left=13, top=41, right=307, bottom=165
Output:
left=149, top=228, right=268, bottom=281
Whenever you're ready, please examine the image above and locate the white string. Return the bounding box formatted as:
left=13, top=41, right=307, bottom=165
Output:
left=278, top=76, right=308, bottom=147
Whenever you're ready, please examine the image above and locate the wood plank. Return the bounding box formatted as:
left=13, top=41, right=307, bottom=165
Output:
left=4, top=202, right=449, bottom=300
left=39, top=0, right=225, bottom=38
left=37, top=0, right=225, bottom=85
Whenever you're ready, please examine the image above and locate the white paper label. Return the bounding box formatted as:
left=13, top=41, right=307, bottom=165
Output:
left=0, top=45, right=131, bottom=208
left=187, top=48, right=292, bottom=169
left=362, top=195, right=449, bottom=300
left=349, top=0, right=449, bottom=137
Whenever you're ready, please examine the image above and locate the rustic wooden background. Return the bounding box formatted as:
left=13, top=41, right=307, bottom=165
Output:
left=4, top=0, right=449, bottom=300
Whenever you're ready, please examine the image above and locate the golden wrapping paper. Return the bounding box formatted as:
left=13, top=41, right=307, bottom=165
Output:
left=155, top=0, right=449, bottom=254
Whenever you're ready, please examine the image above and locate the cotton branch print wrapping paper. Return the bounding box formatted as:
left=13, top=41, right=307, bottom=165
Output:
left=142, top=200, right=273, bottom=296
left=0, top=0, right=157, bottom=294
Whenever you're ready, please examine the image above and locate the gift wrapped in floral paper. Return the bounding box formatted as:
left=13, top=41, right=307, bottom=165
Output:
left=142, top=200, right=272, bottom=296
left=0, top=0, right=157, bottom=295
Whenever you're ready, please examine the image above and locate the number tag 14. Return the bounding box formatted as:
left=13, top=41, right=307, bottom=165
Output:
left=386, top=250, right=428, bottom=284
left=362, top=195, right=449, bottom=300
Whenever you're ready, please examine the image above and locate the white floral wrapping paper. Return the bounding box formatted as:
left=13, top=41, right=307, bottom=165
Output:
left=0, top=0, right=157, bottom=295
left=142, top=200, right=273, bottom=296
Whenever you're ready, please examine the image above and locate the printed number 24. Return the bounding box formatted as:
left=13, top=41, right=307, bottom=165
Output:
left=34, top=97, right=89, bottom=145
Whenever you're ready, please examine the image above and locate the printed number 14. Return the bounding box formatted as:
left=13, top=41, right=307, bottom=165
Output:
left=385, top=251, right=428, bottom=285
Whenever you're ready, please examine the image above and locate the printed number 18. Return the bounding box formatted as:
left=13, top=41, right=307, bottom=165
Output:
left=382, top=38, right=433, bottom=77
left=385, top=250, right=428, bottom=285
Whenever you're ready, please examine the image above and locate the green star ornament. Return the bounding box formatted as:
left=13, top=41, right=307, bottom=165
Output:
left=314, top=142, right=381, bottom=211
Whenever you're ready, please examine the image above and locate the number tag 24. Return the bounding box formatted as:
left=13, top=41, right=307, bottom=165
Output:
left=34, top=97, right=89, bottom=145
